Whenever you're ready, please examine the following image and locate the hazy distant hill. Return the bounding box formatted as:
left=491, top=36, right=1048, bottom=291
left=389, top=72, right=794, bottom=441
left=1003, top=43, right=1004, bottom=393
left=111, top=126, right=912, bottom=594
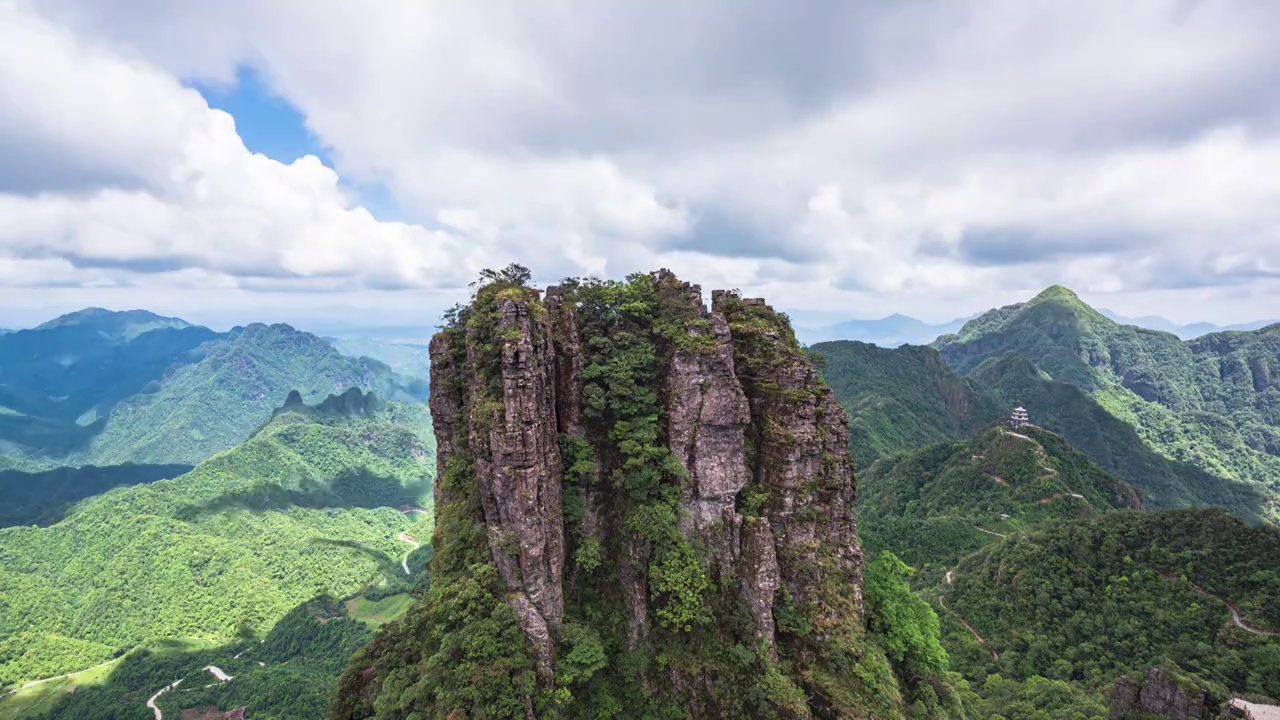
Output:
left=1099, top=308, right=1278, bottom=340
left=797, top=313, right=969, bottom=346
left=326, top=335, right=430, bottom=381
left=0, top=310, right=428, bottom=469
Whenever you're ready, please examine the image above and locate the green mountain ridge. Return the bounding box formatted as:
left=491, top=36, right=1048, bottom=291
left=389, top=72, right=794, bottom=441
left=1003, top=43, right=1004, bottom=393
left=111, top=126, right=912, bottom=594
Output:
left=970, top=350, right=1272, bottom=520
left=934, top=285, right=1280, bottom=521
left=857, top=424, right=1142, bottom=568
left=0, top=390, right=435, bottom=687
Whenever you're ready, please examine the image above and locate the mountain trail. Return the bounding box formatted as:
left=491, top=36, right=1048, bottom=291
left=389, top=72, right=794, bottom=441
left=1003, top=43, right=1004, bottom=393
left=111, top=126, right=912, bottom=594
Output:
left=975, top=526, right=1007, bottom=538
left=1157, top=571, right=1280, bottom=637
left=939, top=595, right=998, bottom=662
left=203, top=666, right=233, bottom=682
left=398, top=531, right=420, bottom=575
left=146, top=679, right=182, bottom=720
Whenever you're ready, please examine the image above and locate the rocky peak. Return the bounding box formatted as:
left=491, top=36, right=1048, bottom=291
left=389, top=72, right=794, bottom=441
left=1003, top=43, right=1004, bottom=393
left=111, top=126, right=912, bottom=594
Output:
left=340, top=268, right=910, bottom=719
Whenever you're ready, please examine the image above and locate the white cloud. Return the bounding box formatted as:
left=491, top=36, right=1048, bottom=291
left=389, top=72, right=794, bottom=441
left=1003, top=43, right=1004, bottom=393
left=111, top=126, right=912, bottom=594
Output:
left=0, top=1, right=477, bottom=297
left=4, top=0, right=1280, bottom=324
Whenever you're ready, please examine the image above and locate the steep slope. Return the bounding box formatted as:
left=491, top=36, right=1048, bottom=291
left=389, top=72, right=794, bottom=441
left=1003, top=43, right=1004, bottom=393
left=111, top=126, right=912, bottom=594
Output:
left=857, top=425, right=1141, bottom=568
left=333, top=268, right=967, bottom=720
left=0, top=312, right=428, bottom=469
left=812, top=340, right=1007, bottom=468
left=0, top=391, right=434, bottom=686
left=940, top=509, right=1280, bottom=706
left=934, top=286, right=1280, bottom=519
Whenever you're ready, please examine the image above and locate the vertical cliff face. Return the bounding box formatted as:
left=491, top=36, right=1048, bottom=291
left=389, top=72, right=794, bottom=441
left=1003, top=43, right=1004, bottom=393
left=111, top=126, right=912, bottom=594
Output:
left=333, top=268, right=938, bottom=720
left=1107, top=666, right=1216, bottom=720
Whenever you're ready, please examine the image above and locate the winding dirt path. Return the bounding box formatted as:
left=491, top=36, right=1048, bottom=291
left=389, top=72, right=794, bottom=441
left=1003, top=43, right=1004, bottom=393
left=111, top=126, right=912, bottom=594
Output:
left=146, top=679, right=182, bottom=720
left=1190, top=584, right=1279, bottom=637
left=203, top=666, right=233, bottom=682
left=974, top=526, right=1007, bottom=538
left=397, top=532, right=420, bottom=575
left=938, top=596, right=999, bottom=662
left=145, top=665, right=235, bottom=719
left=1154, top=570, right=1280, bottom=638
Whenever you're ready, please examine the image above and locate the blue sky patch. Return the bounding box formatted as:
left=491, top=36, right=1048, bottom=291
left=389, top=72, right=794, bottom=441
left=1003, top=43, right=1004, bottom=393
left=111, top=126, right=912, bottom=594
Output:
left=190, top=65, right=329, bottom=165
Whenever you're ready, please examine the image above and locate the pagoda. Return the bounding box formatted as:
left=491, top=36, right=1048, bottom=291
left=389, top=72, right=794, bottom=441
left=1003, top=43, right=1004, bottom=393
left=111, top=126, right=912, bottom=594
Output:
left=1010, top=406, right=1030, bottom=429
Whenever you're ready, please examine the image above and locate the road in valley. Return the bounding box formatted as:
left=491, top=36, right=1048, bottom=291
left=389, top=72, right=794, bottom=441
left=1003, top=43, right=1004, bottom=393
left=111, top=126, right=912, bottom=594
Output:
left=398, top=532, right=420, bottom=575
left=146, top=679, right=182, bottom=720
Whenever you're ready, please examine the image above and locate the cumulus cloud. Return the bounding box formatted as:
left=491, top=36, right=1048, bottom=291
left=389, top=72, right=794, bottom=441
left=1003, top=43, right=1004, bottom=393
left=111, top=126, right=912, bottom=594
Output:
left=0, top=1, right=477, bottom=295
left=5, top=0, right=1280, bottom=323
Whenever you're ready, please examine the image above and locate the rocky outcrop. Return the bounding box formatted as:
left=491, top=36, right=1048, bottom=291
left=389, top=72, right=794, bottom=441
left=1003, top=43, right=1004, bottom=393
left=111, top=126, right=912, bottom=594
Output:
left=433, top=290, right=566, bottom=680
left=714, top=291, right=865, bottom=626
left=412, top=270, right=878, bottom=717
left=661, top=274, right=751, bottom=572
left=1109, top=666, right=1213, bottom=720
left=1225, top=699, right=1280, bottom=720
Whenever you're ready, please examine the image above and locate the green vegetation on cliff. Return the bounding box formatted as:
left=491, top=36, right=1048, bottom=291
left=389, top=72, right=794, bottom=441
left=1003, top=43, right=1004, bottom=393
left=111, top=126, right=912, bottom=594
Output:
left=332, top=267, right=969, bottom=720
left=0, top=391, right=434, bottom=686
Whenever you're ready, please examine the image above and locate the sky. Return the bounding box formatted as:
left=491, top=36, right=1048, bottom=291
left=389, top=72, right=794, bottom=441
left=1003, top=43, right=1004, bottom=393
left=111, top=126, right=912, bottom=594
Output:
left=2, top=0, right=1279, bottom=333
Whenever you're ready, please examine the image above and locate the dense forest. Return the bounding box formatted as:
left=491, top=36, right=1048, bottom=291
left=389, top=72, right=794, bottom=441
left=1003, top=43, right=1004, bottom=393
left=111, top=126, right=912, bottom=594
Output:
left=0, top=392, right=434, bottom=686
left=31, top=595, right=382, bottom=720
left=857, top=426, right=1141, bottom=568
left=0, top=463, right=191, bottom=528
left=940, top=509, right=1280, bottom=706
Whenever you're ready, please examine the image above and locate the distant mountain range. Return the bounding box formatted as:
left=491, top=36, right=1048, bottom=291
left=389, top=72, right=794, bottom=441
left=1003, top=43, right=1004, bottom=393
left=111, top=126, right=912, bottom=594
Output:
left=1098, top=309, right=1279, bottom=340
left=0, top=308, right=428, bottom=470
left=797, top=307, right=1276, bottom=347
left=797, top=313, right=972, bottom=346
